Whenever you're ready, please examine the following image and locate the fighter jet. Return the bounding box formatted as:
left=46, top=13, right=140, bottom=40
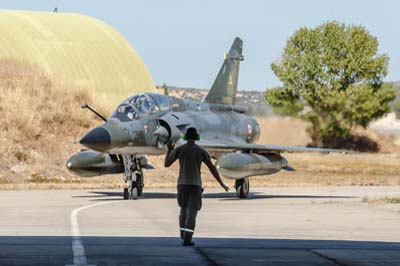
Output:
left=67, top=37, right=345, bottom=199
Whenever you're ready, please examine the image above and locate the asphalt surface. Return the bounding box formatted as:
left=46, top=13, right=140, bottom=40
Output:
left=0, top=187, right=400, bottom=266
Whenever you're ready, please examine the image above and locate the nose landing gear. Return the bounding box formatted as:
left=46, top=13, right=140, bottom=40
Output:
left=122, top=155, right=144, bottom=200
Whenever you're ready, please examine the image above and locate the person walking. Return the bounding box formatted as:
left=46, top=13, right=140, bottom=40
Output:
left=164, top=127, right=229, bottom=246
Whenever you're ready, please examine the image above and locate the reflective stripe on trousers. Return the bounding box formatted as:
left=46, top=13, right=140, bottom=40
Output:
left=180, top=227, right=194, bottom=233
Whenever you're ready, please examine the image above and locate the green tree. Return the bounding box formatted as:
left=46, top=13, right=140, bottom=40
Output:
left=265, top=22, right=395, bottom=148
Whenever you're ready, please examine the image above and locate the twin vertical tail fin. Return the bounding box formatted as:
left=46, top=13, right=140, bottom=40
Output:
left=205, top=37, right=243, bottom=105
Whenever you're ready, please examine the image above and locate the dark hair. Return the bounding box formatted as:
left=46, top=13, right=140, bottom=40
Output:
left=186, top=127, right=198, bottom=140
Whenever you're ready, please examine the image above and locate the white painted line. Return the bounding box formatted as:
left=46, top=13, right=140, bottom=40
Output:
left=67, top=201, right=121, bottom=266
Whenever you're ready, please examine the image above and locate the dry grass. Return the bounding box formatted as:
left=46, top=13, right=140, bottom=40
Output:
left=256, top=116, right=311, bottom=147
left=362, top=196, right=400, bottom=204
left=0, top=59, right=112, bottom=185
left=0, top=60, right=399, bottom=190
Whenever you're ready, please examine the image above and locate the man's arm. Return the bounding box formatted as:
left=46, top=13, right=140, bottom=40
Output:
left=164, top=141, right=179, bottom=167
left=203, top=151, right=229, bottom=192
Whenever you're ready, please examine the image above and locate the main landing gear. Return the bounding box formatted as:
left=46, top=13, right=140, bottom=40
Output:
left=122, top=155, right=144, bottom=200
left=235, top=177, right=250, bottom=199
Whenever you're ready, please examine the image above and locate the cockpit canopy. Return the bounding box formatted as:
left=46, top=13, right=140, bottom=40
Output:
left=110, top=93, right=183, bottom=122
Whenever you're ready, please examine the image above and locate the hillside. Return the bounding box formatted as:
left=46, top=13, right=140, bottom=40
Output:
left=157, top=82, right=400, bottom=116
left=0, top=59, right=109, bottom=186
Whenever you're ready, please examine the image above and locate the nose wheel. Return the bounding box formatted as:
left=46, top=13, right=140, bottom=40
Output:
left=122, top=155, right=144, bottom=200
left=235, top=178, right=250, bottom=199
left=123, top=175, right=143, bottom=200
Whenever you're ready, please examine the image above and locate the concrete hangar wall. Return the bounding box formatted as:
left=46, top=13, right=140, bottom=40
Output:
left=0, top=10, right=155, bottom=104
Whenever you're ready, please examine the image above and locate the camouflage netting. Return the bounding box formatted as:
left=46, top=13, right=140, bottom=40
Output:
left=0, top=10, right=155, bottom=104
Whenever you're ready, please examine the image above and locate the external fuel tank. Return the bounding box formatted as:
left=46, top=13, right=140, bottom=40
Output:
left=216, top=153, right=288, bottom=179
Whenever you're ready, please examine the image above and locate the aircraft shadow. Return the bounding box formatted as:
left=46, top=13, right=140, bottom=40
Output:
left=73, top=190, right=354, bottom=201
left=0, top=236, right=399, bottom=266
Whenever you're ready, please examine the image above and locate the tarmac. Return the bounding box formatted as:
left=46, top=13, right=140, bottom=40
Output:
left=0, top=186, right=400, bottom=266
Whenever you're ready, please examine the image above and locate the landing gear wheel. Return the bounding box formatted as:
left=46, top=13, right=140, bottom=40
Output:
left=235, top=178, right=250, bottom=199
left=130, top=187, right=138, bottom=200
left=122, top=155, right=145, bottom=200
left=123, top=188, right=129, bottom=200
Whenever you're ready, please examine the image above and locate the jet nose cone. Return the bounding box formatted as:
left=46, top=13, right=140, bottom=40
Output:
left=80, top=127, right=111, bottom=151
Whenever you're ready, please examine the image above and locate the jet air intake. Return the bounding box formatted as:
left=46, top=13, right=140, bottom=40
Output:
left=216, top=153, right=288, bottom=179
left=154, top=112, right=193, bottom=146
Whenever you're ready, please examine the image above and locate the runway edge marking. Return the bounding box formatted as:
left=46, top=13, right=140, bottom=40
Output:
left=66, top=201, right=122, bottom=266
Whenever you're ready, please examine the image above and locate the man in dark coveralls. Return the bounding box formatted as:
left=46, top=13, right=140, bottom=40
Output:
left=165, top=127, right=229, bottom=246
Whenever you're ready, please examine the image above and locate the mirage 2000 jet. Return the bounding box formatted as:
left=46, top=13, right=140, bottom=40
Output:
left=67, top=37, right=345, bottom=199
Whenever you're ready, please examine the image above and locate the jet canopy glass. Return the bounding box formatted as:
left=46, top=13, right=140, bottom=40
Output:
left=111, top=93, right=170, bottom=121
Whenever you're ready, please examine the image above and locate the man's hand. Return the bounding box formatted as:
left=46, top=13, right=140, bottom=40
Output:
left=167, top=140, right=175, bottom=151
left=222, top=184, right=230, bottom=192
left=206, top=159, right=230, bottom=193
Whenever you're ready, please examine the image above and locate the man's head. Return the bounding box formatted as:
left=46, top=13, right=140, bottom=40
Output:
left=184, top=127, right=200, bottom=141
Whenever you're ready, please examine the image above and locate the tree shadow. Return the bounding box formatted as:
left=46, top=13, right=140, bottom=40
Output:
left=309, top=134, right=379, bottom=152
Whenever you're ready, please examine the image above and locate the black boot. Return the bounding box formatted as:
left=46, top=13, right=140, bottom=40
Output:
left=182, top=231, right=194, bottom=246
left=180, top=229, right=184, bottom=240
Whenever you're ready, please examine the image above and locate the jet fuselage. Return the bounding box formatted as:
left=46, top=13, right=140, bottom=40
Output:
left=78, top=93, right=260, bottom=157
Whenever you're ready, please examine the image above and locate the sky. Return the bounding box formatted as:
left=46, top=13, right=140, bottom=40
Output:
left=1, top=0, right=399, bottom=91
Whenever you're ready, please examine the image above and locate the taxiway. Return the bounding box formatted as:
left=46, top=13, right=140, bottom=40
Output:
left=0, top=187, right=399, bottom=265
